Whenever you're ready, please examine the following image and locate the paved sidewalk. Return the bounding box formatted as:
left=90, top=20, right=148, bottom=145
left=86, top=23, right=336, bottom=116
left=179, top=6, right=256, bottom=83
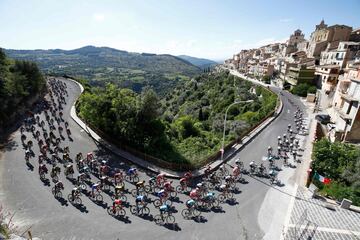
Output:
left=283, top=186, right=360, bottom=240
left=64, top=75, right=283, bottom=178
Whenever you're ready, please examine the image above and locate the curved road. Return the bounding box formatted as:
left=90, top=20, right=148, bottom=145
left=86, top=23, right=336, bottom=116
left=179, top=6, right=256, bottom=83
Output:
left=0, top=77, right=307, bottom=240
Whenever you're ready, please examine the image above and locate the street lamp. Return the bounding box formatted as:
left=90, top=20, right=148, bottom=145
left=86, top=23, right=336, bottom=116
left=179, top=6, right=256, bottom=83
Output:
left=221, top=100, right=254, bottom=160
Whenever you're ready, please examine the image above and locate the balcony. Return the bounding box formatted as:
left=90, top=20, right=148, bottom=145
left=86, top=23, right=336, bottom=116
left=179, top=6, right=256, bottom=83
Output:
left=334, top=106, right=352, bottom=120
left=340, top=92, right=359, bottom=102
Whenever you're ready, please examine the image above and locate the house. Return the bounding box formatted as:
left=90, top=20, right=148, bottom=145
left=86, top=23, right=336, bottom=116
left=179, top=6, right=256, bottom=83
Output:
left=315, top=64, right=340, bottom=92
left=307, top=20, right=352, bottom=59
left=329, top=62, right=360, bottom=142
left=320, top=41, right=360, bottom=68
left=287, top=64, right=315, bottom=86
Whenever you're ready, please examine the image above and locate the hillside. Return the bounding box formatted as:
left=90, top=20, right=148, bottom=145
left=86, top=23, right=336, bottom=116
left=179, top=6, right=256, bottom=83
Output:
left=177, top=55, right=218, bottom=69
left=77, top=70, right=278, bottom=168
left=5, top=46, right=201, bottom=94
left=0, top=48, right=46, bottom=130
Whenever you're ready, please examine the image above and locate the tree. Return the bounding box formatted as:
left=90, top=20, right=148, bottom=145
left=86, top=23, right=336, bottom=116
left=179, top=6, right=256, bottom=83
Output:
left=262, top=75, right=271, bottom=84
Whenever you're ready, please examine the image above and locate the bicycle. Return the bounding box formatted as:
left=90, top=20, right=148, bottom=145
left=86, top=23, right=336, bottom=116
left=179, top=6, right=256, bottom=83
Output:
left=154, top=205, right=175, bottom=225
left=52, top=187, right=63, bottom=198
left=130, top=203, right=150, bottom=216
left=107, top=205, right=126, bottom=218
left=90, top=191, right=103, bottom=202
left=218, top=186, right=234, bottom=203
left=181, top=201, right=201, bottom=219
left=67, top=193, right=82, bottom=205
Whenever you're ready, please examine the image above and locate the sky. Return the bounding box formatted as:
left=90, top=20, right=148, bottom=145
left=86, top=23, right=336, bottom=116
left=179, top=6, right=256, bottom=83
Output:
left=0, top=0, right=359, bottom=61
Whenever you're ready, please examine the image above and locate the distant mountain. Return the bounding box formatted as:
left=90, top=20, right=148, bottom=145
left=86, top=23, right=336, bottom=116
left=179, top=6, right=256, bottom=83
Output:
left=4, top=46, right=201, bottom=94
left=177, top=55, right=218, bottom=69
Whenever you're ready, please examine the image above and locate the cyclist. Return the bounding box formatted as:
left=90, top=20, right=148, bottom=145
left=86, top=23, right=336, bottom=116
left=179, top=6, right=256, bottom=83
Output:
left=86, top=152, right=94, bottom=161
left=185, top=199, right=196, bottom=209
left=189, top=188, right=201, bottom=201
left=232, top=165, right=241, bottom=178
left=71, top=187, right=81, bottom=200
left=163, top=181, right=174, bottom=192
left=157, top=189, right=168, bottom=203
left=135, top=180, right=145, bottom=189
left=54, top=181, right=64, bottom=192
left=39, top=164, right=48, bottom=175
left=91, top=182, right=101, bottom=198
left=259, top=163, right=266, bottom=175
left=65, top=164, right=74, bottom=177
left=135, top=195, right=147, bottom=212
left=114, top=185, right=125, bottom=199
left=156, top=173, right=166, bottom=186
left=113, top=171, right=124, bottom=185
left=111, top=199, right=122, bottom=213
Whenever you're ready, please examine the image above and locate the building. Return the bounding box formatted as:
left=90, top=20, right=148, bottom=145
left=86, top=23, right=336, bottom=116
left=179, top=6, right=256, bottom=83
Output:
left=329, top=62, right=360, bottom=142
left=281, top=29, right=306, bottom=57
left=350, top=28, right=360, bottom=42
left=315, top=64, right=340, bottom=92
left=307, top=20, right=352, bottom=59
left=298, top=40, right=309, bottom=52
left=287, top=65, right=315, bottom=86
left=320, top=41, right=360, bottom=68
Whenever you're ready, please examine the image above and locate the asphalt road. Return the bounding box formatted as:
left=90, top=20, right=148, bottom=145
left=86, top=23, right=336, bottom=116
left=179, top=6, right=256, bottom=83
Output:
left=0, top=77, right=306, bottom=240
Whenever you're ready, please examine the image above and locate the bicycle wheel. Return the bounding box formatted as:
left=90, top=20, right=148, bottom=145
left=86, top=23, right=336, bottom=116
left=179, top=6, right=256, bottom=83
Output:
left=75, top=197, right=82, bottom=205
left=141, top=207, right=150, bottom=216
left=144, top=185, right=152, bottom=193
left=166, top=215, right=175, bottom=224
left=125, top=175, right=131, bottom=182
left=175, top=185, right=183, bottom=193
left=154, top=215, right=163, bottom=225
left=67, top=194, right=73, bottom=202
left=193, top=208, right=201, bottom=217
left=181, top=209, right=191, bottom=219
left=107, top=207, right=115, bottom=216
left=212, top=199, right=220, bottom=208
left=153, top=199, right=161, bottom=208
left=80, top=183, right=87, bottom=191
left=165, top=199, right=172, bottom=207
left=207, top=182, right=215, bottom=190
left=120, top=194, right=127, bottom=202
left=133, top=176, right=139, bottom=183
left=118, top=209, right=126, bottom=217
left=218, top=194, right=225, bottom=203
left=56, top=191, right=62, bottom=199
left=227, top=192, right=234, bottom=200
left=96, top=194, right=103, bottom=202
left=154, top=186, right=161, bottom=193
left=131, top=189, right=138, bottom=198
left=130, top=205, right=138, bottom=215
left=170, top=191, right=177, bottom=198
left=53, top=175, right=59, bottom=182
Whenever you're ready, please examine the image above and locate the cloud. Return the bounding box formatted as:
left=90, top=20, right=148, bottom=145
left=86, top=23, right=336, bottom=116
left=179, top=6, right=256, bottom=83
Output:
left=93, top=13, right=105, bottom=22
left=280, top=18, right=293, bottom=23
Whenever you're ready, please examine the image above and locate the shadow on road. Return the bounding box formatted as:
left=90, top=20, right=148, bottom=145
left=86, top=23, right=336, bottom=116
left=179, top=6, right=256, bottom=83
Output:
left=193, top=216, right=207, bottom=223
left=163, top=223, right=181, bottom=231
left=74, top=204, right=88, bottom=213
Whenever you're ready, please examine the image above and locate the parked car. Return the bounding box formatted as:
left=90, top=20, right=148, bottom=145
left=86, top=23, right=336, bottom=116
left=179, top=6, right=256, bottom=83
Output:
left=315, top=114, right=331, bottom=124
